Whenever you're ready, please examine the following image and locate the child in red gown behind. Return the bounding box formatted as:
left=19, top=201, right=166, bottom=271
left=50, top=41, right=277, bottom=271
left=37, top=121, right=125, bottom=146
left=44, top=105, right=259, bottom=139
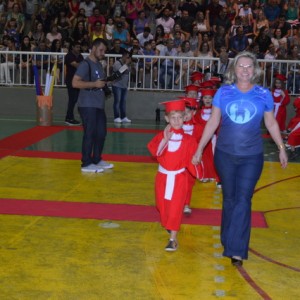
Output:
left=272, top=74, right=290, bottom=132
left=286, top=97, right=300, bottom=160
left=182, top=97, right=204, bottom=215
left=195, top=89, right=221, bottom=187
left=147, top=99, right=203, bottom=251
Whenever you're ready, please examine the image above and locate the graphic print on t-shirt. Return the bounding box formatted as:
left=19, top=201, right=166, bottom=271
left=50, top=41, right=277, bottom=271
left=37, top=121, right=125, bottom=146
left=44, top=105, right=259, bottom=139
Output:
left=226, top=99, right=257, bottom=124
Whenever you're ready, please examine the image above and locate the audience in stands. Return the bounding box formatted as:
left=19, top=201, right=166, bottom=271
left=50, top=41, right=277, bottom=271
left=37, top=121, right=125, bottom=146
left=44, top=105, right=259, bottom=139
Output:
left=0, top=0, right=298, bottom=94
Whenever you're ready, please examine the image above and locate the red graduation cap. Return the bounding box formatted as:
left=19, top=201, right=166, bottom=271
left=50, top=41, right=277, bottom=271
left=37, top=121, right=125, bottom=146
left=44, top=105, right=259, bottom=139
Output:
left=201, top=89, right=217, bottom=97
left=294, top=97, right=300, bottom=109
left=181, top=97, right=198, bottom=109
left=274, top=74, right=287, bottom=81
left=184, top=84, right=199, bottom=93
left=160, top=99, right=186, bottom=113
left=190, top=71, right=204, bottom=82
left=210, top=76, right=222, bottom=82
left=199, top=80, right=217, bottom=88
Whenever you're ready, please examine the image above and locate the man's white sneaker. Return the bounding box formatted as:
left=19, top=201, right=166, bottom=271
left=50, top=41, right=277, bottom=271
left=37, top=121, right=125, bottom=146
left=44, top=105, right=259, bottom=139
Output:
left=81, top=164, right=104, bottom=173
left=121, top=117, right=131, bottom=123
left=96, top=160, right=114, bottom=169
left=114, top=117, right=122, bottom=123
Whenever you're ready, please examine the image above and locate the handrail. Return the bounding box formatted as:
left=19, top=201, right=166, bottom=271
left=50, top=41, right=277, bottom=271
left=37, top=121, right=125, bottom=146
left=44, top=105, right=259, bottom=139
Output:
left=0, top=50, right=299, bottom=95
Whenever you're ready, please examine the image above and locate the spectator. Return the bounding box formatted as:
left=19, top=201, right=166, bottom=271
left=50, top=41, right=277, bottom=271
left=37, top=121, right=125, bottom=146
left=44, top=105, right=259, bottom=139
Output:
left=154, top=24, right=165, bottom=44
left=133, top=10, right=149, bottom=37
left=156, top=7, right=175, bottom=37
left=196, top=41, right=213, bottom=75
left=46, top=24, right=62, bottom=43
left=55, top=9, right=72, bottom=40
left=238, top=2, right=253, bottom=25
left=68, top=0, right=80, bottom=23
left=175, top=9, right=194, bottom=40
left=287, top=45, right=300, bottom=94
left=125, top=0, right=139, bottom=34
left=50, top=39, right=64, bottom=83
left=72, top=20, right=89, bottom=45
left=264, top=0, right=281, bottom=29
left=253, top=9, right=269, bottom=37
left=19, top=35, right=33, bottom=84
left=254, top=26, right=272, bottom=57
left=138, top=40, right=158, bottom=87
left=110, top=0, right=126, bottom=20
left=159, top=38, right=177, bottom=89
left=241, top=14, right=255, bottom=44
left=189, top=24, right=201, bottom=53
left=274, top=15, right=291, bottom=39
left=65, top=40, right=84, bottom=126
left=215, top=48, right=229, bottom=80
left=108, top=38, right=127, bottom=75
left=88, top=6, right=106, bottom=34
left=175, top=40, right=195, bottom=86
left=178, top=0, right=203, bottom=18
left=226, top=0, right=238, bottom=22
left=112, top=21, right=131, bottom=49
left=4, top=17, right=20, bottom=47
left=229, top=26, right=249, bottom=57
left=136, top=26, right=153, bottom=48
left=264, top=43, right=278, bottom=86
left=90, top=21, right=105, bottom=42
left=0, top=37, right=18, bottom=84
left=283, top=0, right=299, bottom=22
left=271, top=27, right=287, bottom=51
left=290, top=25, right=300, bottom=48
left=23, top=0, right=39, bottom=34
left=28, top=22, right=45, bottom=48
left=33, top=7, right=52, bottom=34
left=213, top=6, right=231, bottom=34
left=206, top=0, right=223, bottom=27
left=212, top=25, right=229, bottom=57
left=154, top=0, right=173, bottom=19
left=194, top=10, right=210, bottom=34
left=79, top=0, right=96, bottom=18
left=5, top=3, right=24, bottom=35
left=112, top=50, right=132, bottom=123
left=105, top=16, right=115, bottom=49
left=72, top=8, right=88, bottom=29
left=33, top=39, right=50, bottom=82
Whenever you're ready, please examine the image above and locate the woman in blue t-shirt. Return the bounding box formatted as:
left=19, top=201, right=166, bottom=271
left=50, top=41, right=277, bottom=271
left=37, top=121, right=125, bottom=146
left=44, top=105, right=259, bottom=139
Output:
left=192, top=51, right=288, bottom=267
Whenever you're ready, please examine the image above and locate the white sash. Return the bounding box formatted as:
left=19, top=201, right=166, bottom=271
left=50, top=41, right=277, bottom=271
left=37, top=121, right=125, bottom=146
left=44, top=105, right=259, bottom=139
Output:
left=158, top=165, right=185, bottom=200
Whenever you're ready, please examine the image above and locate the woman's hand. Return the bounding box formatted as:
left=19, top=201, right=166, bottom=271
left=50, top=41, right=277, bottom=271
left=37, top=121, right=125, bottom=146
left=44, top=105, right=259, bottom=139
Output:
left=279, top=148, right=288, bottom=168
left=192, top=150, right=202, bottom=165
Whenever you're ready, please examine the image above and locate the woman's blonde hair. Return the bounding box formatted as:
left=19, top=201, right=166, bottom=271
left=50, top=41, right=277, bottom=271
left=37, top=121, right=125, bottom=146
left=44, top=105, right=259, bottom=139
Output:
left=224, top=51, right=262, bottom=85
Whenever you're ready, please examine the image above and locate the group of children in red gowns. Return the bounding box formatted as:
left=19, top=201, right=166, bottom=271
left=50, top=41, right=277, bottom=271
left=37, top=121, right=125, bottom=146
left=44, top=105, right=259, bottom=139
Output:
left=147, top=71, right=222, bottom=251
left=148, top=71, right=299, bottom=252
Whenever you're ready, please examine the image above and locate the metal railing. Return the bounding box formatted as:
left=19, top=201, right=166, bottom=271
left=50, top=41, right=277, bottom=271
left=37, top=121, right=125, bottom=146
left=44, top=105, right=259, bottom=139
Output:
left=0, top=50, right=299, bottom=95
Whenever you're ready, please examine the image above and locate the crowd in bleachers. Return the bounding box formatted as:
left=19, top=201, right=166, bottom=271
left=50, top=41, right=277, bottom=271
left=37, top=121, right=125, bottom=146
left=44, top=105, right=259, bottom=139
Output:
left=0, top=0, right=299, bottom=90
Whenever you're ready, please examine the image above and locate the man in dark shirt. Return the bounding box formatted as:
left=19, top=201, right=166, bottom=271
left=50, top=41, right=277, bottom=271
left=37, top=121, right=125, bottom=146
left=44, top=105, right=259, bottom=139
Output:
left=229, top=26, right=249, bottom=57
left=213, top=7, right=231, bottom=33
left=206, top=0, right=223, bottom=27
left=65, top=40, right=84, bottom=125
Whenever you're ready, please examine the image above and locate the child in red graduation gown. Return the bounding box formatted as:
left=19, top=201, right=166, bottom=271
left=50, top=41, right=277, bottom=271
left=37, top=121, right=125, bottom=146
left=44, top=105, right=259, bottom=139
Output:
left=147, top=99, right=203, bottom=251
left=286, top=97, right=300, bottom=160
left=272, top=74, right=290, bottom=132
left=181, top=97, right=204, bottom=215
left=195, top=89, right=221, bottom=187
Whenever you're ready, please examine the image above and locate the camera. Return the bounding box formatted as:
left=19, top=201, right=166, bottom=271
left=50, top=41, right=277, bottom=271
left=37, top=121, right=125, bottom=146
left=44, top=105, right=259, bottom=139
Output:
left=106, top=64, right=128, bottom=82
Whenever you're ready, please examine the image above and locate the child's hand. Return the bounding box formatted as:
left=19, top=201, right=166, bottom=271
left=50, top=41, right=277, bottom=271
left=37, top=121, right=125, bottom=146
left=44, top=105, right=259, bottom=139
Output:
left=163, top=124, right=173, bottom=141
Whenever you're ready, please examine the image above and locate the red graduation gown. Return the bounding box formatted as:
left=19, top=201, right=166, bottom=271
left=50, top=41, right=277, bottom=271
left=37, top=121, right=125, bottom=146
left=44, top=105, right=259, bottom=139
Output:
left=148, top=129, right=203, bottom=231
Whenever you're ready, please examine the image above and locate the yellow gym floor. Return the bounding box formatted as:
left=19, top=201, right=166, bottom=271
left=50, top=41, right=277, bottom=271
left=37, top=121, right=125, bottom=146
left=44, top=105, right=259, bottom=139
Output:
left=0, top=119, right=299, bottom=300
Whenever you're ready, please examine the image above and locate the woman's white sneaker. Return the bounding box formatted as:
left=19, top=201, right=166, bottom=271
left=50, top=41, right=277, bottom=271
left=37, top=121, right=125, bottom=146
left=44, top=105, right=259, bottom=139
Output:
left=81, top=164, right=104, bottom=173
left=121, top=117, right=131, bottom=123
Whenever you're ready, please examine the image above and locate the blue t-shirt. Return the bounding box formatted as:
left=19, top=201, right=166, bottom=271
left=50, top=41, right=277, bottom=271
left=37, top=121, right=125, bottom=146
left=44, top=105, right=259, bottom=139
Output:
left=213, top=84, right=274, bottom=155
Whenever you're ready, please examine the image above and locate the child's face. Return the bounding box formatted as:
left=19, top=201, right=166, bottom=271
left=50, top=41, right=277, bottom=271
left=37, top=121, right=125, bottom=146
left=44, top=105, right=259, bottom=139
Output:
left=165, top=111, right=185, bottom=130
left=184, top=107, right=195, bottom=122
left=202, top=95, right=213, bottom=106
left=274, top=79, right=282, bottom=88
left=187, top=91, right=198, bottom=98
left=145, top=43, right=151, bottom=51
